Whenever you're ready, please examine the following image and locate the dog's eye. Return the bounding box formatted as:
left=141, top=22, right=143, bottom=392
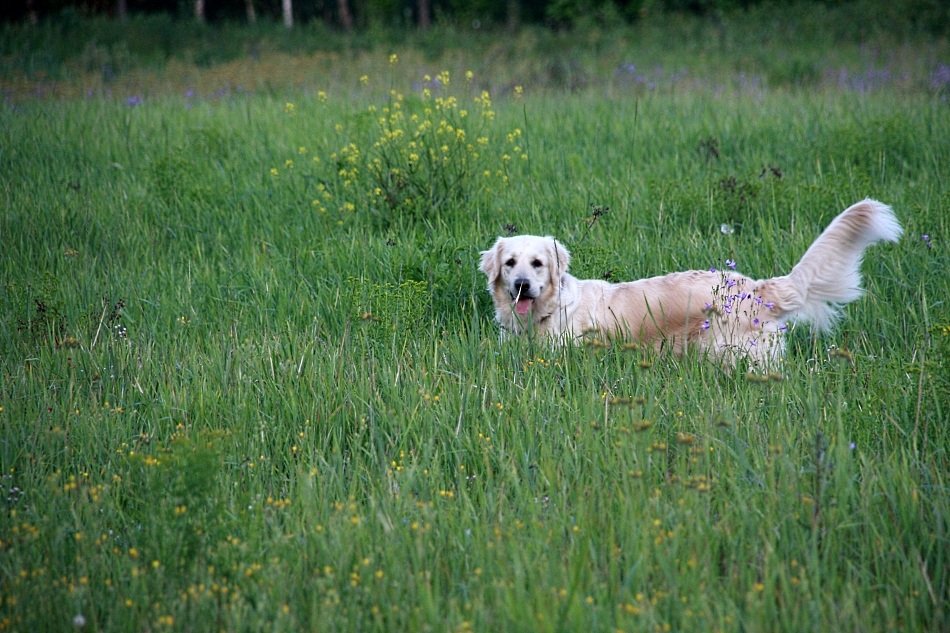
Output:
left=531, top=259, right=543, bottom=268
left=504, top=258, right=516, bottom=267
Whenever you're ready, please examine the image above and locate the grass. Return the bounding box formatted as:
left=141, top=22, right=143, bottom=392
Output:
left=1, top=11, right=949, bottom=633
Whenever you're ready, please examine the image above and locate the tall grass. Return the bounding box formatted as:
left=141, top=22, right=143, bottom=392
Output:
left=1, top=19, right=948, bottom=633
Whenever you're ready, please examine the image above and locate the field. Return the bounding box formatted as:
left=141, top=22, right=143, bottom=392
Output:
left=2, top=10, right=949, bottom=633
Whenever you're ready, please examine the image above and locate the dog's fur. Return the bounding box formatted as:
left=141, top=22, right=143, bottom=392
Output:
left=479, top=199, right=902, bottom=367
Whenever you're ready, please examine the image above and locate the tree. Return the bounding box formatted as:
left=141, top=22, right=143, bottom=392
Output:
left=507, top=0, right=521, bottom=29
left=338, top=0, right=354, bottom=30
left=283, top=0, right=293, bottom=27
left=418, top=0, right=430, bottom=28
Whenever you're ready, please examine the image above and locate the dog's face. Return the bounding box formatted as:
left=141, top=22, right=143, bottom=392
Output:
left=479, top=235, right=571, bottom=323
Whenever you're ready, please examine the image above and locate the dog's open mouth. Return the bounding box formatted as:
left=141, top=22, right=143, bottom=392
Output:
left=511, top=292, right=535, bottom=315
left=515, top=297, right=534, bottom=315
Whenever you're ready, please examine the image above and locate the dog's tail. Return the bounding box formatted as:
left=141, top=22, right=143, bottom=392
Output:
left=756, top=199, right=902, bottom=331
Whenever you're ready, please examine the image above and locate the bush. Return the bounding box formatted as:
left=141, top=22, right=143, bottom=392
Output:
left=275, top=61, right=528, bottom=229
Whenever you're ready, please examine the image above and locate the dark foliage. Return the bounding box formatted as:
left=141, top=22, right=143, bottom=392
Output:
left=4, top=0, right=947, bottom=36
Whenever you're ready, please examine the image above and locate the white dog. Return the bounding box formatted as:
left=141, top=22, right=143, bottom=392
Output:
left=479, top=199, right=901, bottom=367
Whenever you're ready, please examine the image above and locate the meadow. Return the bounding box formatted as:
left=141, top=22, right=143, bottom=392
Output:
left=1, top=10, right=949, bottom=632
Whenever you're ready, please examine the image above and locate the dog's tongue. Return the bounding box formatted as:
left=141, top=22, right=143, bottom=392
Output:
left=515, top=297, right=533, bottom=315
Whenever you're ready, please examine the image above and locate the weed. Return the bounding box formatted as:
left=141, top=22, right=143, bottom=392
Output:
left=281, top=64, right=527, bottom=229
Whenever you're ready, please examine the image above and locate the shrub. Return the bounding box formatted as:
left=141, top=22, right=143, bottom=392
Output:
left=277, top=60, right=528, bottom=229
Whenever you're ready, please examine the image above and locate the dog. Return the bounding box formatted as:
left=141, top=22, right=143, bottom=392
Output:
left=479, top=199, right=902, bottom=367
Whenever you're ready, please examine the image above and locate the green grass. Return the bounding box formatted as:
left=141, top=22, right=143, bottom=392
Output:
left=1, top=15, right=949, bottom=633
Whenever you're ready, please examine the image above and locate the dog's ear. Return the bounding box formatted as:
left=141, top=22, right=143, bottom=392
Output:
left=548, top=238, right=571, bottom=283
left=479, top=239, right=503, bottom=284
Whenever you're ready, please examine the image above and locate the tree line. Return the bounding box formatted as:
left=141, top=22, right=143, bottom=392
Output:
left=7, top=0, right=948, bottom=34
left=4, top=0, right=828, bottom=28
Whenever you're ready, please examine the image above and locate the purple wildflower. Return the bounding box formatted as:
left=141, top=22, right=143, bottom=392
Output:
left=704, top=302, right=713, bottom=310
left=701, top=319, right=710, bottom=330
left=126, top=95, right=142, bottom=107
left=765, top=302, right=775, bottom=310
left=709, top=267, right=717, bottom=273
left=726, top=259, right=736, bottom=270
left=921, top=234, right=932, bottom=248
left=930, top=64, right=950, bottom=91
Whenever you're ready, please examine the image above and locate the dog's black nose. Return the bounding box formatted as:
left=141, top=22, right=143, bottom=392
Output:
left=513, top=279, right=531, bottom=297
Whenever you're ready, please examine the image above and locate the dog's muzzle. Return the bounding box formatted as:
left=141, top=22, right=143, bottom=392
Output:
left=511, top=279, right=536, bottom=315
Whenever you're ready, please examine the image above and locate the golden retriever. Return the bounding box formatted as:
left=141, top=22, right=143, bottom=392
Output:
left=479, top=199, right=901, bottom=367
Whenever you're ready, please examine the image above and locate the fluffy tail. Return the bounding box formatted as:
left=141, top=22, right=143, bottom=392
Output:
left=758, top=199, right=902, bottom=331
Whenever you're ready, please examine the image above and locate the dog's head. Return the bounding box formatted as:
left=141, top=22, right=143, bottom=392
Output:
left=479, top=235, right=571, bottom=328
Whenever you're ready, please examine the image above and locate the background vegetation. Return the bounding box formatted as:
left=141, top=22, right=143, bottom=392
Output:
left=5, top=0, right=949, bottom=34
left=1, top=5, right=948, bottom=633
